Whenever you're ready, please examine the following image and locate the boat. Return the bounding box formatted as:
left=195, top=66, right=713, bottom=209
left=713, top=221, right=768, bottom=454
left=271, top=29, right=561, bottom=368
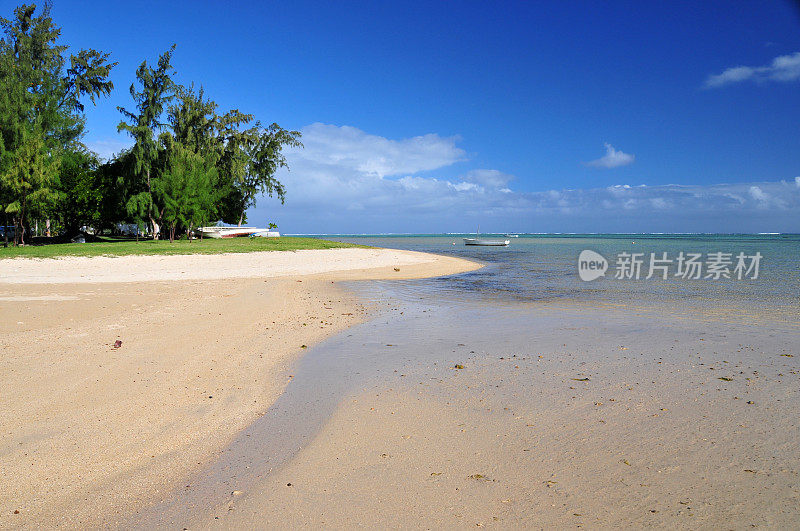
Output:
left=505, top=234, right=520, bottom=237
left=464, top=238, right=510, bottom=246
left=463, top=226, right=510, bottom=246
left=196, top=226, right=280, bottom=239
left=249, top=230, right=281, bottom=238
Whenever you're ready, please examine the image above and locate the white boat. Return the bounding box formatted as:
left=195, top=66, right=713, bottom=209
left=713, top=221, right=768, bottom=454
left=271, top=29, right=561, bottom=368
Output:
left=249, top=230, right=281, bottom=238
left=464, top=238, right=510, bottom=246
left=463, top=226, right=510, bottom=246
left=197, top=226, right=280, bottom=239
left=505, top=234, right=519, bottom=237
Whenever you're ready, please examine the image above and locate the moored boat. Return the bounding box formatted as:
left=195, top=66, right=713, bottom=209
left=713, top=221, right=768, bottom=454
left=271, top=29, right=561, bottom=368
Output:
left=463, top=225, right=510, bottom=246
left=463, top=237, right=510, bottom=246
left=196, top=226, right=280, bottom=239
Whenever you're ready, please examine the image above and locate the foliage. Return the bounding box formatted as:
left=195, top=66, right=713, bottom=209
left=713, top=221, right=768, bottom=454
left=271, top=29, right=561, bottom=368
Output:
left=51, top=147, right=101, bottom=234
left=214, top=113, right=301, bottom=225
left=0, top=3, right=301, bottom=246
left=0, top=2, right=115, bottom=243
left=116, top=44, right=176, bottom=238
left=155, top=140, right=218, bottom=242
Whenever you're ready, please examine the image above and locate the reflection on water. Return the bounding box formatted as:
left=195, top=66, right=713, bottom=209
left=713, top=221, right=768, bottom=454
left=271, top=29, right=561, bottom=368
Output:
left=322, top=234, right=800, bottom=314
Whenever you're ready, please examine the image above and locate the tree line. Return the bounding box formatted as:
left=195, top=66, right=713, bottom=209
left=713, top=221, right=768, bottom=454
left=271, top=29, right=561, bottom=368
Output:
left=0, top=3, right=301, bottom=245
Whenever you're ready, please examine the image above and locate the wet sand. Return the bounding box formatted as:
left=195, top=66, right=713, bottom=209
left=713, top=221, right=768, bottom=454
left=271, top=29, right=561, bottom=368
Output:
left=0, top=249, right=480, bottom=528
left=141, top=295, right=800, bottom=529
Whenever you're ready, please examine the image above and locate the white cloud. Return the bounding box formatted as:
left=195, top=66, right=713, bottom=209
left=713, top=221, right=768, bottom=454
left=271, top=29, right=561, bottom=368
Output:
left=461, top=169, right=513, bottom=188
left=296, top=123, right=465, bottom=178
left=249, top=123, right=800, bottom=233
left=607, top=184, right=632, bottom=196
left=704, top=51, right=800, bottom=88
left=650, top=198, right=670, bottom=210
left=586, top=143, right=635, bottom=169
left=748, top=186, right=768, bottom=201
left=450, top=181, right=480, bottom=192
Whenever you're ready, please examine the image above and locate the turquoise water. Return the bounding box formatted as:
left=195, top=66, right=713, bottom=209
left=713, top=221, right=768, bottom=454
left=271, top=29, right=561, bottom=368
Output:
left=316, top=234, right=800, bottom=313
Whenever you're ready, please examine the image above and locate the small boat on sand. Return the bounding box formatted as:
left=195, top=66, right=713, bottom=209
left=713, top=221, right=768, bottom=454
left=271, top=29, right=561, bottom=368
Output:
left=463, top=226, right=510, bottom=246
left=197, top=226, right=280, bottom=239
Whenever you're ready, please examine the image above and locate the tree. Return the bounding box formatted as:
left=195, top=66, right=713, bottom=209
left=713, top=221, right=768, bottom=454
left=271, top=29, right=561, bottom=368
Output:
left=94, top=153, right=134, bottom=235
left=163, top=85, right=223, bottom=238
left=214, top=113, right=301, bottom=226
left=117, top=45, right=176, bottom=239
left=113, top=49, right=301, bottom=238
left=52, top=147, right=101, bottom=235
left=0, top=122, right=59, bottom=244
left=0, top=2, right=115, bottom=243
left=155, top=138, right=217, bottom=242
left=164, top=84, right=301, bottom=229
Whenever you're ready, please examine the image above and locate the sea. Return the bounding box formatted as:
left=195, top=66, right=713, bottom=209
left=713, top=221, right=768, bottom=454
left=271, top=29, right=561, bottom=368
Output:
left=312, top=233, right=800, bottom=316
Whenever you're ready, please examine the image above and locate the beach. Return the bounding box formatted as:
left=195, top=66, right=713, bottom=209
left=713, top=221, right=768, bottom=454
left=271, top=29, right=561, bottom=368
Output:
left=2, top=0, right=796, bottom=527
left=174, top=300, right=799, bottom=529
left=2, top=236, right=799, bottom=529
left=0, top=248, right=479, bottom=527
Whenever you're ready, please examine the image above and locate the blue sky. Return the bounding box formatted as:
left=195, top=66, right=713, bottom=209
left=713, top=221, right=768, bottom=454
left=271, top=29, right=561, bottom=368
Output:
left=47, top=0, right=800, bottom=233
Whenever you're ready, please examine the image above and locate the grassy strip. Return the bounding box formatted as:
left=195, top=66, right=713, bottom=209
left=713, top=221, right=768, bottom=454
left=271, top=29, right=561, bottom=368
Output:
left=0, top=236, right=364, bottom=259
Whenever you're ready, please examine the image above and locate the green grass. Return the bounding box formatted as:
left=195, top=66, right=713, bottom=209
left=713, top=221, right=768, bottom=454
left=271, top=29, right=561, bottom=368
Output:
left=0, top=236, right=365, bottom=259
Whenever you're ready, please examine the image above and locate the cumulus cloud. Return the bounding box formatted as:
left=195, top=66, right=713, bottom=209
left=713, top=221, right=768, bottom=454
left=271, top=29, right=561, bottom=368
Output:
left=297, top=122, right=465, bottom=178
left=250, top=123, right=800, bottom=233
left=586, top=143, right=635, bottom=169
left=704, top=51, right=800, bottom=88
left=748, top=186, right=768, bottom=201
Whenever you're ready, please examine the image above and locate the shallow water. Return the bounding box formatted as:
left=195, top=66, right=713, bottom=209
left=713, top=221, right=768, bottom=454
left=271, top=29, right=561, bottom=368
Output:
left=133, top=234, right=800, bottom=527
left=325, top=234, right=800, bottom=316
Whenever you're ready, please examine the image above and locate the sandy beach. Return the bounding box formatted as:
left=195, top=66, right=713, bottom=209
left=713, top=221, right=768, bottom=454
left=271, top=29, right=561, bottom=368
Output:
left=2, top=242, right=798, bottom=529
left=0, top=248, right=480, bottom=528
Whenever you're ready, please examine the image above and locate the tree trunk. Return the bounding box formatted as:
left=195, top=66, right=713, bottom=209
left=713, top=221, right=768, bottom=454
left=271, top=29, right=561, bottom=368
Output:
left=45, top=218, right=51, bottom=238
left=3, top=211, right=8, bottom=248
left=238, top=211, right=244, bottom=227
left=17, top=202, right=25, bottom=245
left=146, top=168, right=158, bottom=240
left=150, top=216, right=159, bottom=240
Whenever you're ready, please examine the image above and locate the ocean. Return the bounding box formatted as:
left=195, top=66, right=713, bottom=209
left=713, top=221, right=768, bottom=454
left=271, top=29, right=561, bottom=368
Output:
left=316, top=234, right=800, bottom=318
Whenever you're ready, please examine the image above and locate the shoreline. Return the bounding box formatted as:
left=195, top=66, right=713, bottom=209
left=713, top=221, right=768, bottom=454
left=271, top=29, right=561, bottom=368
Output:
left=0, top=249, right=480, bottom=527
left=143, top=289, right=800, bottom=529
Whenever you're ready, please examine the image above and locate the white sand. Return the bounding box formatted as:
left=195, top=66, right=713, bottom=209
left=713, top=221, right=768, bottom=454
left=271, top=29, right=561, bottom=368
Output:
left=0, top=249, right=480, bottom=527
left=0, top=248, right=443, bottom=284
